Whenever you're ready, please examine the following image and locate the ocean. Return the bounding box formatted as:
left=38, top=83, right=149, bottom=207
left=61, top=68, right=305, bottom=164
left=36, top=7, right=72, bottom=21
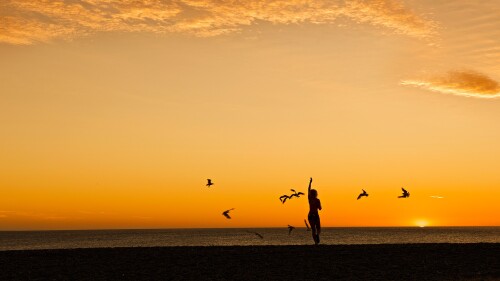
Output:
left=0, top=227, right=498, bottom=251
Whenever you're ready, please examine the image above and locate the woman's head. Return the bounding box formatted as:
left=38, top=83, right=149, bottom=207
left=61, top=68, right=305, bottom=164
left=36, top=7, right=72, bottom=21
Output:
left=310, top=189, right=318, bottom=198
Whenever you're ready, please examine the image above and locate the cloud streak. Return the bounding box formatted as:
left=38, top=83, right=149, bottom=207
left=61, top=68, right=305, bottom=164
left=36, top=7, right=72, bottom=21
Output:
left=401, top=70, right=500, bottom=99
left=0, top=0, right=181, bottom=44
left=0, top=0, right=438, bottom=45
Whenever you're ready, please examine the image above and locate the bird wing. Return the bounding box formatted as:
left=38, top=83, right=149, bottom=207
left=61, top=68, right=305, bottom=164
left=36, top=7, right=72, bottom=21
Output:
left=297, top=192, right=304, bottom=196
left=402, top=187, right=407, bottom=193
left=282, top=196, right=288, bottom=203
left=222, top=209, right=234, bottom=218
left=357, top=194, right=362, bottom=200
left=362, top=189, right=366, bottom=193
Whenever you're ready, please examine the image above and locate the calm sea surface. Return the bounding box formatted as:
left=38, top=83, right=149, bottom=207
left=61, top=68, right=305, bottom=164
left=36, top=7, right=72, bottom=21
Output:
left=0, top=227, right=498, bottom=251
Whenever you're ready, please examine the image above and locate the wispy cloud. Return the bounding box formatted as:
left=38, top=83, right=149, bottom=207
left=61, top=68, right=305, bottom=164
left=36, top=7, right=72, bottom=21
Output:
left=0, top=0, right=182, bottom=45
left=401, top=70, right=500, bottom=98
left=0, top=211, right=15, bottom=217
left=342, top=0, right=438, bottom=38
left=0, top=0, right=438, bottom=45
left=42, top=215, right=68, bottom=220
left=78, top=210, right=107, bottom=215
left=0, top=210, right=69, bottom=220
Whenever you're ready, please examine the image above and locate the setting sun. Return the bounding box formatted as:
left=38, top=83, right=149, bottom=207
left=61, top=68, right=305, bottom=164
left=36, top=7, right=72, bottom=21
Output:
left=415, top=219, right=430, bottom=228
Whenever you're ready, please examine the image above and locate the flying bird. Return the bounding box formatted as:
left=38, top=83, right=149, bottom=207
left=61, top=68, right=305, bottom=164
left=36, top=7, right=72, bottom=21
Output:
left=357, top=189, right=369, bottom=200
left=246, top=231, right=264, bottom=239
left=280, top=189, right=305, bottom=204
left=279, top=195, right=290, bottom=204
left=288, top=225, right=295, bottom=235
left=206, top=179, right=213, bottom=187
left=304, top=219, right=311, bottom=231
left=222, top=208, right=235, bottom=219
left=398, top=188, right=410, bottom=198
left=290, top=189, right=305, bottom=198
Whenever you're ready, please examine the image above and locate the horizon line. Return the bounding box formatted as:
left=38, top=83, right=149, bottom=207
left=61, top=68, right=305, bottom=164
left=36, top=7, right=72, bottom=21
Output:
left=1, top=225, right=499, bottom=232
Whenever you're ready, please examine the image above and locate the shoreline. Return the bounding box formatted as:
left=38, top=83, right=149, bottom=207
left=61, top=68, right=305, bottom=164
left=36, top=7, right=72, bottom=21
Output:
left=0, top=241, right=498, bottom=252
left=1, top=243, right=498, bottom=280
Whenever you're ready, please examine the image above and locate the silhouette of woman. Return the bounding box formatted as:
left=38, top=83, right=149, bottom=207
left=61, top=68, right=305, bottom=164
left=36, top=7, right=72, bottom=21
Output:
left=307, top=177, right=322, bottom=245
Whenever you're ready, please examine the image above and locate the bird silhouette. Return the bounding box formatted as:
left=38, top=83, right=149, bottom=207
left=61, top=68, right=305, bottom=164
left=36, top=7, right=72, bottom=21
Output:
left=398, top=188, right=410, bottom=198
left=280, top=189, right=304, bottom=204
left=290, top=189, right=305, bottom=198
left=304, top=219, right=311, bottom=231
left=222, top=208, right=235, bottom=219
left=246, top=231, right=264, bottom=239
left=279, top=195, right=290, bottom=204
left=206, top=179, right=213, bottom=187
left=357, top=189, right=369, bottom=200
left=288, top=225, right=295, bottom=235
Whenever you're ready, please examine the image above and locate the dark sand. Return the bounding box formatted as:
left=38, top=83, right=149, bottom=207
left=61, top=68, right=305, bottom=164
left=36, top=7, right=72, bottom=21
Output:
left=1, top=243, right=498, bottom=280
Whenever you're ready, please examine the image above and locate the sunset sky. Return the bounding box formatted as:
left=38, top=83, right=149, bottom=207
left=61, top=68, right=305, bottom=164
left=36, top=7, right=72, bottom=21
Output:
left=1, top=0, right=499, bottom=230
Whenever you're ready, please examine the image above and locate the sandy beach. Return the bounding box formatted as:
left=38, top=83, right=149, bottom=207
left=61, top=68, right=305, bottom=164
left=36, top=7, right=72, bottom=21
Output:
left=0, top=243, right=498, bottom=280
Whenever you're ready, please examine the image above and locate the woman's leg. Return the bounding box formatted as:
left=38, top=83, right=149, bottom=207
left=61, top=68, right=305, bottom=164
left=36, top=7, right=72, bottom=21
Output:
left=315, top=218, right=321, bottom=244
left=308, top=217, right=318, bottom=244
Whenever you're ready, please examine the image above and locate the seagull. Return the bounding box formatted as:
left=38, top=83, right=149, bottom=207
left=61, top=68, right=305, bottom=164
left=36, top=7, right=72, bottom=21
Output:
left=288, top=225, right=295, bottom=235
left=357, top=189, right=369, bottom=200
left=206, top=179, right=213, bottom=187
left=398, top=187, right=410, bottom=198
left=279, top=195, right=290, bottom=204
left=246, top=231, right=264, bottom=239
left=280, top=189, right=305, bottom=203
left=222, top=208, right=235, bottom=219
left=290, top=189, right=305, bottom=198
left=304, top=219, right=311, bottom=231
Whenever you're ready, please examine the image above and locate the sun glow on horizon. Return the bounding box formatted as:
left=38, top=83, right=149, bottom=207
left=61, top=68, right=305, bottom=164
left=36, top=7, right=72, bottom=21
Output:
left=415, top=219, right=430, bottom=228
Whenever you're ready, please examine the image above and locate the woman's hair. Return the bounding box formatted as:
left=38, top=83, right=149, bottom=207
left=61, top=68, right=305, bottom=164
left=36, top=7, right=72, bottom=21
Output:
left=310, top=189, right=318, bottom=198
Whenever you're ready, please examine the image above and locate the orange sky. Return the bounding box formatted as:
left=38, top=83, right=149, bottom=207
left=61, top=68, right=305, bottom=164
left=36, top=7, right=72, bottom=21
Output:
left=1, top=0, right=499, bottom=230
